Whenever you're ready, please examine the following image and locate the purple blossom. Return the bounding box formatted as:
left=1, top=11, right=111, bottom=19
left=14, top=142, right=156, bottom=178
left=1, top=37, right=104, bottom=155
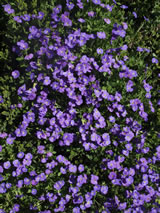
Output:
left=133, top=12, right=137, bottom=18
left=3, top=161, right=11, bottom=169
left=88, top=11, right=95, bottom=17
left=97, top=48, right=103, bottom=54
left=143, top=80, right=152, bottom=92
left=24, top=53, right=33, bottom=60
left=152, top=58, right=158, bottom=64
left=43, top=76, right=51, bottom=86
left=12, top=70, right=20, bottom=79
left=125, top=131, right=134, bottom=142
left=54, top=180, right=65, bottom=190
left=17, top=40, right=28, bottom=50
left=6, top=136, right=15, bottom=145
left=92, top=0, right=101, bottom=5
left=37, top=12, right=44, bottom=20
left=66, top=2, right=75, bottom=10
left=121, top=45, right=128, bottom=51
left=109, top=116, right=115, bottom=123
left=63, top=133, right=74, bottom=146
left=69, top=164, right=77, bottom=173
left=0, top=96, right=4, bottom=104
left=21, top=14, right=30, bottom=21
left=3, top=4, right=14, bottom=14
left=78, top=18, right=85, bottom=23
left=108, top=171, right=117, bottom=180
left=137, top=47, right=144, bottom=52
left=120, top=5, right=128, bottom=9
left=13, top=159, right=20, bottom=167
left=85, top=199, right=93, bottom=208
left=104, top=18, right=111, bottom=24
left=91, top=174, right=99, bottom=185
left=13, top=16, right=22, bottom=23
left=17, top=152, right=24, bottom=159
left=13, top=204, right=20, bottom=212
left=125, top=176, right=134, bottom=186
left=126, top=80, right=134, bottom=92
left=78, top=164, right=84, bottom=172
left=73, top=207, right=81, bottom=213
left=101, top=185, right=108, bottom=194
left=97, top=32, right=106, bottom=39
left=61, top=14, right=72, bottom=27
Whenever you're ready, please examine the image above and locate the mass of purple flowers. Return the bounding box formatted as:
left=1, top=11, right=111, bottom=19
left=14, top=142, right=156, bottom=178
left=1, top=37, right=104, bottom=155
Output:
left=0, top=0, right=160, bottom=213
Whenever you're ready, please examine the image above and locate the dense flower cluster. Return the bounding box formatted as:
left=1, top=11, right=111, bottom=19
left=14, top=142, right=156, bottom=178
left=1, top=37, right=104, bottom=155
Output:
left=1, top=0, right=159, bottom=213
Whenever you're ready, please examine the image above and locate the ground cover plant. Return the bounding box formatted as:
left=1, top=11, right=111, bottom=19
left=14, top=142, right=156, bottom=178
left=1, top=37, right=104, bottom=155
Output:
left=0, top=0, right=160, bottom=212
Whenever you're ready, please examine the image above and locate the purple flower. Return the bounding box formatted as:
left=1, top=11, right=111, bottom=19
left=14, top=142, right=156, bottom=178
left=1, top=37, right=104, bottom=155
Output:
left=122, top=22, right=128, bottom=30
left=54, top=180, right=65, bottom=190
left=120, top=5, right=128, bottom=9
left=92, top=0, right=101, bottom=5
left=43, top=76, right=51, bottom=86
left=121, top=44, right=128, bottom=51
left=6, top=183, right=12, bottom=189
left=15, top=128, right=21, bottom=137
left=109, top=116, right=115, bottom=123
left=0, top=175, right=4, bottom=182
left=143, top=80, right=152, bottom=92
left=37, top=145, right=45, bottom=154
left=69, top=164, right=77, bottom=173
left=85, top=199, right=93, bottom=208
left=97, top=32, right=106, bottom=39
left=125, top=176, right=134, bottom=186
left=73, top=207, right=81, bottom=213
left=25, top=153, right=33, bottom=160
left=78, top=18, right=85, bottom=23
left=91, top=174, right=99, bottom=185
left=60, top=167, right=67, bottom=174
left=0, top=96, right=4, bottom=104
left=17, top=40, right=28, bottom=50
left=66, top=2, right=75, bottom=10
left=3, top=4, right=14, bottom=14
left=126, top=80, right=134, bottom=92
left=37, top=12, right=44, bottom=20
left=24, top=53, right=33, bottom=60
left=21, top=14, right=30, bottom=21
left=13, top=16, right=22, bottom=23
left=137, top=47, right=143, bottom=52
left=3, top=161, right=11, bottom=169
left=61, top=14, right=72, bottom=27
left=17, top=152, right=24, bottom=159
left=97, top=48, right=103, bottom=54
left=125, top=131, right=134, bottom=142
left=152, top=58, right=158, bottom=64
left=24, top=177, right=30, bottom=185
left=102, top=133, right=110, bottom=143
left=101, top=185, right=108, bottom=194
left=93, top=108, right=101, bottom=119
left=13, top=159, right=20, bottom=167
left=108, top=171, right=117, bottom=180
left=12, top=70, right=20, bottom=79
left=132, top=12, right=137, bottom=18
left=88, top=11, right=95, bottom=17
left=104, top=18, right=111, bottom=24
left=63, top=133, right=74, bottom=146
left=78, top=164, right=84, bottom=172
left=125, top=143, right=133, bottom=151
left=145, top=92, right=151, bottom=99
left=6, top=136, right=15, bottom=145
left=13, top=204, right=20, bottom=212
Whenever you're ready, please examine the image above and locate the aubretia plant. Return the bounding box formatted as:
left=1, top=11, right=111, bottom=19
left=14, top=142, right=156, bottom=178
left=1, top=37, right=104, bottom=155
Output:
left=0, top=0, right=160, bottom=212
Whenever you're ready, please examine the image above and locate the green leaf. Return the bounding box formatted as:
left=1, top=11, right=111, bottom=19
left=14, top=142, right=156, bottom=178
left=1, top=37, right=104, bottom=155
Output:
left=1, top=111, right=9, bottom=116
